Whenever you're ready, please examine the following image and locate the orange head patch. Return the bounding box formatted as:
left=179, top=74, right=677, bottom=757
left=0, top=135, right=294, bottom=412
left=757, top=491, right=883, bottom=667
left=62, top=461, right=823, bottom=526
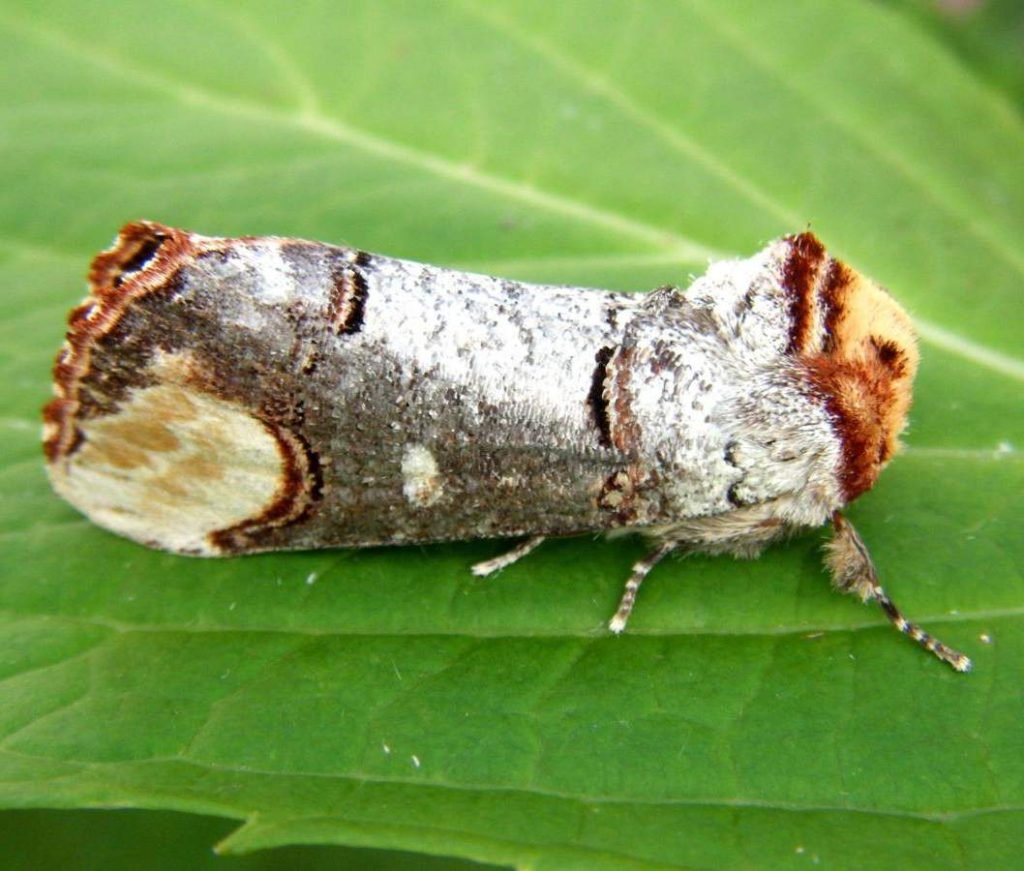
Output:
left=782, top=234, right=918, bottom=501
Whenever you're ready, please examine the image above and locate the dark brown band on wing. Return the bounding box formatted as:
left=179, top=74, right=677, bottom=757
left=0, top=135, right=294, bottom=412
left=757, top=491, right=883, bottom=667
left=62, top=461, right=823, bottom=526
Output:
left=587, top=346, right=614, bottom=449
left=328, top=265, right=369, bottom=335
left=208, top=421, right=322, bottom=553
left=605, top=345, right=643, bottom=454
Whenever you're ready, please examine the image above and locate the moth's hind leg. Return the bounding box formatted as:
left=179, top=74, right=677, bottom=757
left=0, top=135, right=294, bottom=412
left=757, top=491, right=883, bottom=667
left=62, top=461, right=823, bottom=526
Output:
left=471, top=535, right=547, bottom=577
left=826, top=512, right=971, bottom=672
left=609, top=540, right=679, bottom=633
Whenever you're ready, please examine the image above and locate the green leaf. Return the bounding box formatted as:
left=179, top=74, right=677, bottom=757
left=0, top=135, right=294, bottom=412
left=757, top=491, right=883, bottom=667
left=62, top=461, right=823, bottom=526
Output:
left=879, top=0, right=1024, bottom=106
left=1, top=1, right=1021, bottom=869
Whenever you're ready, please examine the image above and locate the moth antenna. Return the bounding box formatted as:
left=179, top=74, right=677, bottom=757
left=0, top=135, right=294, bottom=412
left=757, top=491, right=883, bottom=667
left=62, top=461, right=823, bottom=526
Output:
left=826, top=512, right=971, bottom=672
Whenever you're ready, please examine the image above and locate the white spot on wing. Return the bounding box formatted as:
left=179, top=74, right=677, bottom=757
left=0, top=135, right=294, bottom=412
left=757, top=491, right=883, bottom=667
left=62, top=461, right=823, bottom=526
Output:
left=401, top=443, right=443, bottom=507
left=245, top=242, right=295, bottom=304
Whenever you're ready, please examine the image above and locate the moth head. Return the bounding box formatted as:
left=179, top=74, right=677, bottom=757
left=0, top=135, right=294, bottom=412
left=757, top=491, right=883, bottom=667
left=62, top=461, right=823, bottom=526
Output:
left=785, top=236, right=919, bottom=502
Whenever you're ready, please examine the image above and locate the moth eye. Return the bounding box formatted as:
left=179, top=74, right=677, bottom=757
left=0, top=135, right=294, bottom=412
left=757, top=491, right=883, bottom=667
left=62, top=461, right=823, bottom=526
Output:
left=111, top=231, right=168, bottom=287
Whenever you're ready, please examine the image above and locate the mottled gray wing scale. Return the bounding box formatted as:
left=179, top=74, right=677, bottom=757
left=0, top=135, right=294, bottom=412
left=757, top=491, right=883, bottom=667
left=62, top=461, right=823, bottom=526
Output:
left=184, top=242, right=648, bottom=552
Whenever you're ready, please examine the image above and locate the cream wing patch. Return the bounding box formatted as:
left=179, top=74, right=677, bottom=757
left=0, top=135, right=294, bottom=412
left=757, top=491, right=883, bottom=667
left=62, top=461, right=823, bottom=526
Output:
left=47, top=382, right=284, bottom=554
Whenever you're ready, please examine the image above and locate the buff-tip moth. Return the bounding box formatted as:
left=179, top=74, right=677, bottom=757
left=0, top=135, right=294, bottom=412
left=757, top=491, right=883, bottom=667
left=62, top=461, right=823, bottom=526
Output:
left=44, top=222, right=970, bottom=672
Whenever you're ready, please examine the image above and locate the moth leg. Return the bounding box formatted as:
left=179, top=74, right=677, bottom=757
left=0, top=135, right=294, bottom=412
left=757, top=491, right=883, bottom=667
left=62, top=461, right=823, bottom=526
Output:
left=471, top=535, right=547, bottom=577
left=609, top=540, right=678, bottom=633
left=826, top=512, right=971, bottom=672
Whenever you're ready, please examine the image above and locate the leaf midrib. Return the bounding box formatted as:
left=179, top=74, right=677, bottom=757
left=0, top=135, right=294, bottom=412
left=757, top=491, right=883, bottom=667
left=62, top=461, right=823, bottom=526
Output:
left=1, top=608, right=1012, bottom=643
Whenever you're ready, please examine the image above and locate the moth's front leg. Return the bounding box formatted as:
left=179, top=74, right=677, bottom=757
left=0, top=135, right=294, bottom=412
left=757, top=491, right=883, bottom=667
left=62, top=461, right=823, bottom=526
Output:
left=826, top=512, right=971, bottom=672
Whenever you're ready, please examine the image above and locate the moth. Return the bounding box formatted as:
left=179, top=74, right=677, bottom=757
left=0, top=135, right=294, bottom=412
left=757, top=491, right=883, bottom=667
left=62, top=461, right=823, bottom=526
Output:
left=44, top=222, right=970, bottom=671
